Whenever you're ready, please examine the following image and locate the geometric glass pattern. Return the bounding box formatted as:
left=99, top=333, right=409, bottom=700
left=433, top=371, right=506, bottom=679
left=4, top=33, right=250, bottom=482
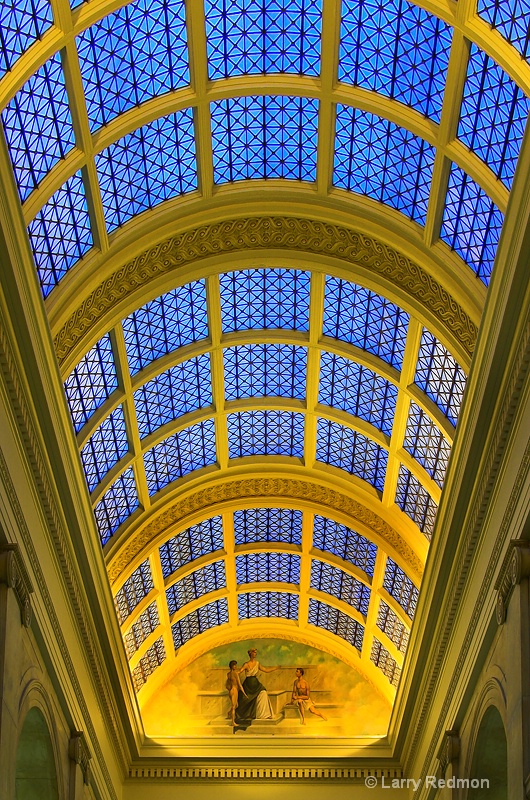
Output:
left=205, top=0, right=322, bottom=80
left=143, top=419, right=217, bottom=495
left=440, top=163, right=504, bottom=286
left=383, top=558, right=419, bottom=619
left=478, top=0, right=530, bottom=61
left=1, top=53, right=75, bottom=202
left=123, top=282, right=208, bottom=374
left=211, top=96, right=319, bottom=182
left=414, top=329, right=466, bottom=427
left=322, top=277, right=409, bottom=369
left=334, top=106, right=435, bottom=227
left=0, top=0, right=53, bottom=78
left=172, top=599, right=229, bottom=650
left=124, top=602, right=160, bottom=659
left=237, top=591, right=299, bottom=619
left=318, top=352, right=398, bottom=436
left=134, top=355, right=212, bottom=438
left=27, top=171, right=93, bottom=298
left=308, top=598, right=364, bottom=651
left=131, top=637, right=165, bottom=692
left=312, top=516, right=377, bottom=577
left=224, top=344, right=307, bottom=400
left=338, top=0, right=452, bottom=122
left=403, top=402, right=451, bottom=488
left=80, top=405, right=129, bottom=492
left=235, top=552, right=301, bottom=584
left=76, top=0, right=189, bottom=130
left=95, top=110, right=197, bottom=232
left=159, top=517, right=224, bottom=578
left=376, top=600, right=409, bottom=654
left=220, top=269, right=310, bottom=332
left=234, top=508, right=303, bottom=545
left=316, top=418, right=388, bottom=491
left=64, top=335, right=118, bottom=433
left=458, top=45, right=530, bottom=190
left=371, top=638, right=401, bottom=687
left=166, top=561, right=226, bottom=616
left=310, top=560, right=370, bottom=615
left=395, top=465, right=438, bottom=540
left=114, top=559, right=154, bottom=625
left=227, top=410, right=305, bottom=458
left=93, top=467, right=139, bottom=546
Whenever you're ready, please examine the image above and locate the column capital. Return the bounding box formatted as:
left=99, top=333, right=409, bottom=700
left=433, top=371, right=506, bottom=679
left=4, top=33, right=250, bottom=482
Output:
left=0, top=544, right=33, bottom=627
left=495, top=540, right=530, bottom=625
left=437, top=730, right=460, bottom=776
left=69, top=731, right=91, bottom=785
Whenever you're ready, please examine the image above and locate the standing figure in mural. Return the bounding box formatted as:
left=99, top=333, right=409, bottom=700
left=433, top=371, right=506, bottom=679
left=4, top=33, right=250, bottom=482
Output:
left=235, top=648, right=278, bottom=728
left=226, top=660, right=247, bottom=727
left=291, top=667, right=327, bottom=725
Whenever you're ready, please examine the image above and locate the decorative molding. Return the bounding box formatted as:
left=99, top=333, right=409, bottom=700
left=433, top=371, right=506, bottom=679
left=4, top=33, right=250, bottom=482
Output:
left=495, top=540, right=530, bottom=624
left=437, top=730, right=460, bottom=776
left=108, top=477, right=423, bottom=584
left=69, top=731, right=92, bottom=785
left=54, top=216, right=477, bottom=368
left=128, top=766, right=403, bottom=781
left=0, top=543, right=33, bottom=626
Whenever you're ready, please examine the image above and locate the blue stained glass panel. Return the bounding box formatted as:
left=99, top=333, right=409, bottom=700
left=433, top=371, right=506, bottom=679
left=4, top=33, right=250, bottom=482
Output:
left=458, top=45, right=530, bottom=189
left=172, top=599, right=228, bottom=649
left=334, top=106, right=435, bottom=226
left=403, top=402, right=451, bottom=488
left=132, top=637, right=165, bottom=691
left=322, top=277, right=408, bottom=369
left=310, top=560, right=370, bottom=615
left=28, top=171, right=92, bottom=298
left=123, top=281, right=208, bottom=374
left=440, top=164, right=503, bottom=286
left=160, top=517, right=224, bottom=577
left=238, top=591, right=298, bottom=619
left=2, top=53, right=75, bottom=202
left=96, top=110, right=197, bottom=232
left=81, top=405, right=129, bottom=492
left=64, top=335, right=118, bottom=433
left=371, top=638, right=401, bottom=686
left=383, top=558, right=419, bottom=618
left=415, top=329, right=466, bottom=427
left=220, top=269, right=310, bottom=332
left=308, top=598, right=364, bottom=650
left=395, top=464, right=438, bottom=539
left=166, top=561, right=226, bottom=615
left=94, top=467, right=139, bottom=545
left=478, top=0, right=530, bottom=62
left=316, top=418, right=388, bottom=491
left=124, top=601, right=160, bottom=658
left=144, top=419, right=217, bottom=494
left=211, top=96, right=318, bottom=182
left=376, top=600, right=409, bottom=654
left=205, top=0, right=322, bottom=79
left=235, top=552, right=301, bottom=583
left=134, top=355, right=212, bottom=438
left=115, top=559, right=153, bottom=624
left=77, top=0, right=189, bottom=130
left=318, top=352, right=398, bottom=435
left=227, top=410, right=305, bottom=458
left=234, top=508, right=302, bottom=545
left=224, top=344, right=307, bottom=400
left=312, top=515, right=377, bottom=576
left=338, top=0, right=452, bottom=121
left=0, top=0, right=53, bottom=78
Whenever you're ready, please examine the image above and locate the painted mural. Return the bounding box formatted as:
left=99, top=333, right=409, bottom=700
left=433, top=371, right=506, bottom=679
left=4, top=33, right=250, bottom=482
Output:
left=141, top=638, right=391, bottom=737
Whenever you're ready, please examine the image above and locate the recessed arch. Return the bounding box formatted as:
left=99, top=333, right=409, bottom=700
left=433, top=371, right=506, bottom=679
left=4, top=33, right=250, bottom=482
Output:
left=467, top=705, right=508, bottom=800
left=15, top=707, right=59, bottom=800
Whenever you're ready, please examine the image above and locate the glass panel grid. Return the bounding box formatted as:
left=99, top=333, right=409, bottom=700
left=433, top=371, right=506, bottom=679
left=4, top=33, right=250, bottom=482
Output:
left=159, top=517, right=224, bottom=578
left=310, top=560, right=370, bottom=615
left=166, top=561, right=226, bottom=615
left=395, top=465, right=438, bottom=540
left=134, top=355, right=212, bottom=438
left=414, top=329, right=466, bottom=427
left=220, top=269, right=310, bottom=332
left=94, top=467, right=139, bottom=545
left=316, top=418, right=388, bottom=491
left=0, top=0, right=53, bottom=78
left=371, top=637, right=401, bottom=686
left=234, top=508, right=303, bottom=545
left=308, top=598, right=364, bottom=651
left=80, top=405, right=129, bottom=492
left=76, top=0, right=189, bottom=131
left=123, top=281, right=208, bottom=374
left=376, top=600, right=409, bottom=654
left=383, top=558, right=419, bottom=618
left=440, top=163, right=503, bottom=286
left=2, top=53, right=75, bottom=202
left=172, top=599, right=229, bottom=649
left=131, top=637, right=165, bottom=691
left=96, top=109, right=196, bottom=232
left=28, top=171, right=92, bottom=298
left=334, top=106, right=435, bottom=226
left=403, top=402, right=451, bottom=488
left=312, top=515, right=377, bottom=577
left=237, top=591, right=299, bottom=618
left=224, top=343, right=307, bottom=401
left=64, top=335, right=118, bottom=433
left=338, top=0, right=452, bottom=122
left=211, top=96, right=318, bottom=182
left=124, top=601, right=160, bottom=659
left=144, top=419, right=217, bottom=495
left=323, top=277, right=408, bottom=369
left=205, top=0, right=322, bottom=79
left=235, top=552, right=301, bottom=583
left=227, top=410, right=305, bottom=458
left=115, top=559, right=154, bottom=625
left=318, top=352, right=398, bottom=436
left=478, top=0, right=530, bottom=60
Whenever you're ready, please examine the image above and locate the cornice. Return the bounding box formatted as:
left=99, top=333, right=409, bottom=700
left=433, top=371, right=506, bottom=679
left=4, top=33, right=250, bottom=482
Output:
left=53, top=216, right=478, bottom=369
left=127, top=765, right=403, bottom=782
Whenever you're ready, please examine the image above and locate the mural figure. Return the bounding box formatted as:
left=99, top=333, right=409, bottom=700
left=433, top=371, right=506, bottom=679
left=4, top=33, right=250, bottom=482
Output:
left=235, top=647, right=279, bottom=729
left=291, top=667, right=327, bottom=725
left=226, top=660, right=247, bottom=727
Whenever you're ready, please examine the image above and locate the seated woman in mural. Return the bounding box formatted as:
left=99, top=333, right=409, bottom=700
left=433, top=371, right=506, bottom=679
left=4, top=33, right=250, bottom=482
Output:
left=235, top=648, right=278, bottom=728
